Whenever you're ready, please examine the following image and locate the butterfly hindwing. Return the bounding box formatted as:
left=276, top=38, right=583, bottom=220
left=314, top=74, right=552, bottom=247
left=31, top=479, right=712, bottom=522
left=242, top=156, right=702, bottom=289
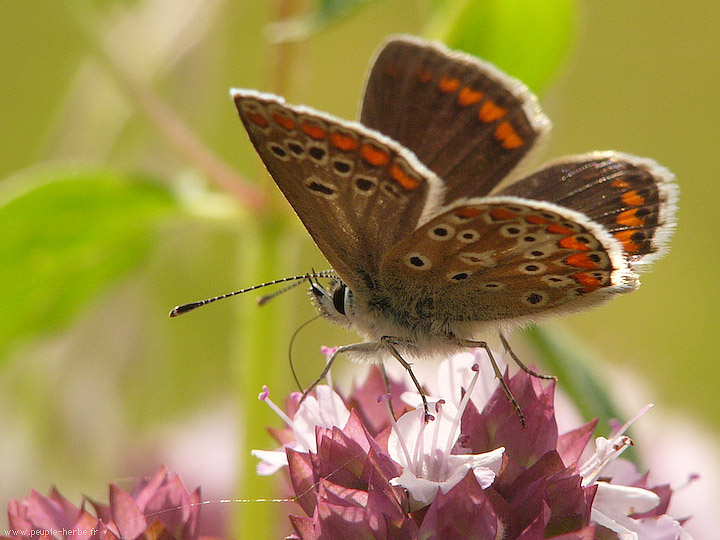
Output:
left=232, top=89, right=444, bottom=293
left=379, top=198, right=637, bottom=324
left=497, top=152, right=678, bottom=269
left=360, top=35, right=550, bottom=202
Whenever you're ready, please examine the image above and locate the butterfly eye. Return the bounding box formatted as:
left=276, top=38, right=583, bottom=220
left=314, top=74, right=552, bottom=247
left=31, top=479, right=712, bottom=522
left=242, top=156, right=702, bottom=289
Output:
left=332, top=284, right=347, bottom=315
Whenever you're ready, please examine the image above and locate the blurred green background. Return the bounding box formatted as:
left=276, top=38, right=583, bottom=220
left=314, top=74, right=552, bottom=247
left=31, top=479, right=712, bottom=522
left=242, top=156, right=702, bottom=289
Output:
left=0, top=1, right=717, bottom=539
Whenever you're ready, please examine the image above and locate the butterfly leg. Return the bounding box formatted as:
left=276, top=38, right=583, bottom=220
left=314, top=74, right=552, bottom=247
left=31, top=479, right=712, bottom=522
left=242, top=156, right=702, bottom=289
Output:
left=379, top=336, right=432, bottom=422
left=455, top=338, right=526, bottom=428
left=379, top=362, right=397, bottom=420
left=299, top=341, right=384, bottom=405
left=499, top=332, right=556, bottom=380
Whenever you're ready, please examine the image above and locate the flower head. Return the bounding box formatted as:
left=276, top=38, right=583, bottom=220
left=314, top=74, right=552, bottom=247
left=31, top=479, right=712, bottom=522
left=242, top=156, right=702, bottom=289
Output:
left=3, top=467, right=206, bottom=540
left=256, top=348, right=697, bottom=540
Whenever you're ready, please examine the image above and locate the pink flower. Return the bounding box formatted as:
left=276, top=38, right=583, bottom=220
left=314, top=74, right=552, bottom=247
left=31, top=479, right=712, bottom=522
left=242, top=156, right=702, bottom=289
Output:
left=2, top=466, right=209, bottom=540
left=259, top=348, right=696, bottom=540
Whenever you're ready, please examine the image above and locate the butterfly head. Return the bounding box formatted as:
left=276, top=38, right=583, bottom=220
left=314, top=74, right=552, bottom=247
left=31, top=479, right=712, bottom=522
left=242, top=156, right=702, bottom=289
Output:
left=309, top=277, right=355, bottom=328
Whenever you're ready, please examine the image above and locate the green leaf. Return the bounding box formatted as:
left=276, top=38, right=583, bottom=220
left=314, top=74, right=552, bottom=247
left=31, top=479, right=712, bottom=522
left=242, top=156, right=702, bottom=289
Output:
left=426, top=0, right=577, bottom=93
left=0, top=169, right=178, bottom=364
left=522, top=325, right=624, bottom=436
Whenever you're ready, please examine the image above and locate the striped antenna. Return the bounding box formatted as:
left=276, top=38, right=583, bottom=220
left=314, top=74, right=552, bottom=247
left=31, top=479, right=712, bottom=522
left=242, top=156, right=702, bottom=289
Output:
left=169, top=271, right=337, bottom=317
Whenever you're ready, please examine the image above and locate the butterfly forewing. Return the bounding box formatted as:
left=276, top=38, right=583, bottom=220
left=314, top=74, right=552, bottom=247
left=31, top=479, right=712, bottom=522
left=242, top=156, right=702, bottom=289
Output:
left=497, top=153, right=678, bottom=269
left=233, top=90, right=443, bottom=293
left=379, top=198, right=637, bottom=323
left=360, top=35, right=550, bottom=202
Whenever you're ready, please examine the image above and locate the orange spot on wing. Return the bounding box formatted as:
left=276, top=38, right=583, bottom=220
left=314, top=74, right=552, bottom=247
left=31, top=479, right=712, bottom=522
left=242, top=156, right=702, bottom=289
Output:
left=494, top=121, right=524, bottom=149
left=455, top=207, right=483, bottom=219
left=417, top=68, right=433, bottom=82
left=272, top=113, right=295, bottom=131
left=565, top=253, right=600, bottom=269
left=572, top=272, right=603, bottom=293
left=301, top=122, right=326, bottom=140
left=621, top=189, right=645, bottom=206
left=438, top=76, right=460, bottom=93
left=479, top=100, right=507, bottom=122
left=489, top=207, right=518, bottom=221
left=616, top=208, right=644, bottom=227
left=526, top=214, right=553, bottom=225
left=614, top=230, right=641, bottom=253
left=361, top=143, right=390, bottom=166
left=458, top=87, right=484, bottom=106
left=247, top=112, right=269, bottom=128
left=330, top=132, right=358, bottom=151
left=559, top=236, right=592, bottom=251
left=547, top=224, right=575, bottom=235
left=390, top=163, right=420, bottom=190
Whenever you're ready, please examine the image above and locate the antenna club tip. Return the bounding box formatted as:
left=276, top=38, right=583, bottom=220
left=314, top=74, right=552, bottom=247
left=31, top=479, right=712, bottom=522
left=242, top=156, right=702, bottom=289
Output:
left=169, top=302, right=201, bottom=317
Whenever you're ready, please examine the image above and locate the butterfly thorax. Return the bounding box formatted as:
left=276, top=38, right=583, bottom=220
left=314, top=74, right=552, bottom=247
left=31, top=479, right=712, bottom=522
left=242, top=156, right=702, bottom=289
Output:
left=310, top=277, right=494, bottom=355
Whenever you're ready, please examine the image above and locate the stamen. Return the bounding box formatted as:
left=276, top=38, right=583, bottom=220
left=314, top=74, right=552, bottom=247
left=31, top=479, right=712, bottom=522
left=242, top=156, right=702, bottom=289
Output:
left=381, top=394, right=415, bottom=472
left=580, top=403, right=653, bottom=485
left=413, top=415, right=428, bottom=477
left=429, top=400, right=445, bottom=480
left=258, top=385, right=295, bottom=427
left=442, top=364, right=481, bottom=460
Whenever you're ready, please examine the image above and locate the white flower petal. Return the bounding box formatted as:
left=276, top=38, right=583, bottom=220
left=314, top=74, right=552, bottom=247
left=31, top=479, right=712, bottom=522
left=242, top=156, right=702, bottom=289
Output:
left=446, top=446, right=505, bottom=475
left=595, top=483, right=661, bottom=515
left=292, top=386, right=350, bottom=453
left=473, top=467, right=497, bottom=490
left=391, top=469, right=441, bottom=508
left=251, top=448, right=289, bottom=476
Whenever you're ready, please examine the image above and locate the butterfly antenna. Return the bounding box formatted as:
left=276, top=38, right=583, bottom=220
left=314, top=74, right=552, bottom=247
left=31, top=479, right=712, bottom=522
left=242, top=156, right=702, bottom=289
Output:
left=288, top=314, right=323, bottom=391
left=256, top=278, right=306, bottom=306
left=169, top=271, right=338, bottom=316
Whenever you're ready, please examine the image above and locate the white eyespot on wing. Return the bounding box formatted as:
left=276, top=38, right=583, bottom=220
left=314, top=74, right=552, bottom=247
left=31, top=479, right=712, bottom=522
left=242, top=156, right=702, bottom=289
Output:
left=284, top=138, right=306, bottom=159
left=428, top=224, right=456, bottom=241
left=456, top=229, right=481, bottom=243
left=518, top=262, right=547, bottom=275
left=499, top=223, right=528, bottom=237
left=266, top=141, right=291, bottom=161
left=331, top=157, right=354, bottom=177
left=352, top=175, right=378, bottom=195
left=303, top=175, right=338, bottom=199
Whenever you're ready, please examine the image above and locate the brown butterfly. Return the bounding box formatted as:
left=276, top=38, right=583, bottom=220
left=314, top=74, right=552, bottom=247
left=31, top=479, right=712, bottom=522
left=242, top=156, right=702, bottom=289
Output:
left=225, top=36, right=677, bottom=421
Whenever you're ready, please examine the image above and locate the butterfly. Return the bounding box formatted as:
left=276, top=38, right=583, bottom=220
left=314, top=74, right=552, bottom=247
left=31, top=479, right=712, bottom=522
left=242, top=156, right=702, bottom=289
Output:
left=229, top=35, right=677, bottom=420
